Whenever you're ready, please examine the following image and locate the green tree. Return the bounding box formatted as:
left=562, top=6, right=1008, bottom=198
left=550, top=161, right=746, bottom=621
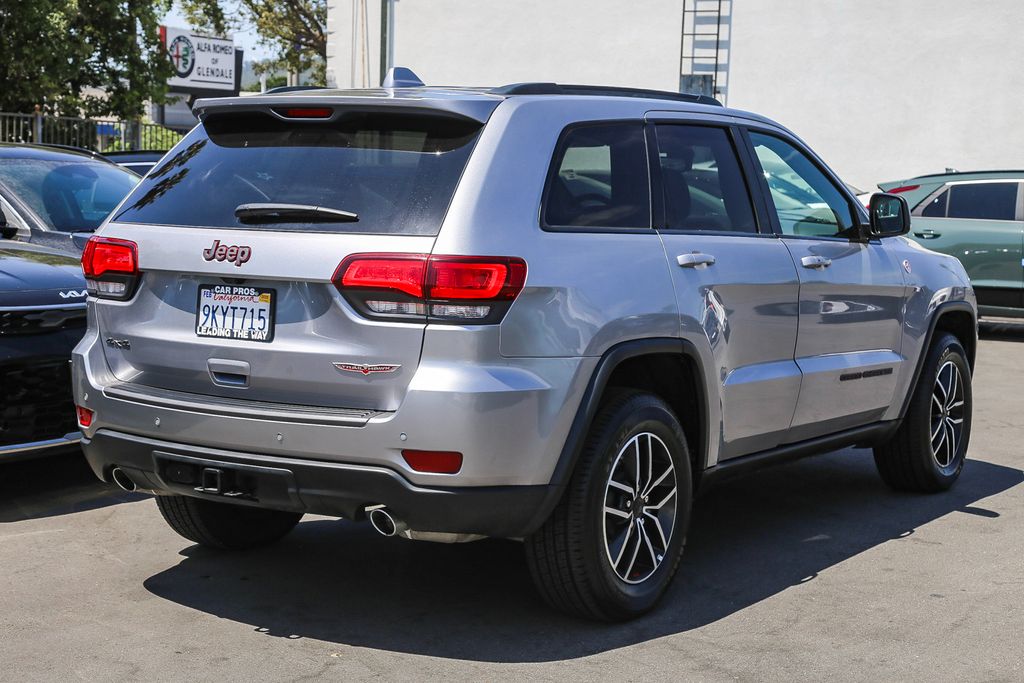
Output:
left=0, top=0, right=174, bottom=117
left=182, top=0, right=326, bottom=84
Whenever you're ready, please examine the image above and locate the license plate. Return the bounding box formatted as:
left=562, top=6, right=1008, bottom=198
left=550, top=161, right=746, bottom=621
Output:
left=195, top=285, right=275, bottom=342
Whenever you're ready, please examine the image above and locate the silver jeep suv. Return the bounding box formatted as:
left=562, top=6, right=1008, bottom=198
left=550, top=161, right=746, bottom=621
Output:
left=72, top=74, right=977, bottom=620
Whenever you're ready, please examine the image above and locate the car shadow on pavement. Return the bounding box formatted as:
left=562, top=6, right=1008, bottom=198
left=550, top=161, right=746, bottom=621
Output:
left=143, top=448, right=1022, bottom=663
left=0, top=450, right=143, bottom=523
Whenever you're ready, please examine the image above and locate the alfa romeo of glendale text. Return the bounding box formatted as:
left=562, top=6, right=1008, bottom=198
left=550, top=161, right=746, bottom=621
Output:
left=73, top=71, right=977, bottom=620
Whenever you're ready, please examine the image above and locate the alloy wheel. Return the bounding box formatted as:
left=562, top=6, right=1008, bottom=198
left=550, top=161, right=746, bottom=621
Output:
left=931, top=360, right=965, bottom=469
left=602, top=432, right=678, bottom=584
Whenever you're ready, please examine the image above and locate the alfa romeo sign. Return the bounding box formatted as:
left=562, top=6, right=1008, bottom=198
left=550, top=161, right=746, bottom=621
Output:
left=160, top=26, right=235, bottom=92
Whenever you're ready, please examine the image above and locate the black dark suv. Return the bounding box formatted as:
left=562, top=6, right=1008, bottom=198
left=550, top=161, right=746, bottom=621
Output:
left=0, top=236, right=87, bottom=459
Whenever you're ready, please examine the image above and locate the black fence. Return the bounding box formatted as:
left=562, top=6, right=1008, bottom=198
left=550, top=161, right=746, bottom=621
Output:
left=0, top=112, right=186, bottom=152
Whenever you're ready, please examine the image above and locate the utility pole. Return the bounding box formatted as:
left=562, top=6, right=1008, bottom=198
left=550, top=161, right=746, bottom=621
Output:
left=379, top=0, right=395, bottom=84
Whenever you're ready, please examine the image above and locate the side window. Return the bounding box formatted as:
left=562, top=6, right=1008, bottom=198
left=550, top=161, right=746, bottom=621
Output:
left=920, top=189, right=948, bottom=217
left=947, top=183, right=1018, bottom=221
left=654, top=125, right=756, bottom=232
left=543, top=123, right=650, bottom=229
left=748, top=132, right=854, bottom=238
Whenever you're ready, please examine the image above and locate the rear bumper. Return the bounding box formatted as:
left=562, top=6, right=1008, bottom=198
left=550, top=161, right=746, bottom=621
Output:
left=84, top=429, right=556, bottom=538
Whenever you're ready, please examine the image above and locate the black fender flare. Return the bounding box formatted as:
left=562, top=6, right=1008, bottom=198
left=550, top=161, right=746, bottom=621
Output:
left=520, top=337, right=710, bottom=535
left=898, top=300, right=977, bottom=420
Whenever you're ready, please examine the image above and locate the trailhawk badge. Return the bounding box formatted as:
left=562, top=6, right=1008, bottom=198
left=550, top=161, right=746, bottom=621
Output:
left=333, top=362, right=402, bottom=376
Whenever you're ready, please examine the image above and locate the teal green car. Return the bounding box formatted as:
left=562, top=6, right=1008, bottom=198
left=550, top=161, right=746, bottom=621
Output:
left=879, top=171, right=1024, bottom=316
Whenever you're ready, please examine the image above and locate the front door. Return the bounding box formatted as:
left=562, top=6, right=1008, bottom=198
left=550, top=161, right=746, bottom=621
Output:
left=746, top=130, right=908, bottom=442
left=651, top=122, right=801, bottom=459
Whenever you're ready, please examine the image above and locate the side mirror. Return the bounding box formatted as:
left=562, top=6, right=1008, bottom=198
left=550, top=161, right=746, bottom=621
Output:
left=0, top=211, right=16, bottom=239
left=867, top=192, right=910, bottom=238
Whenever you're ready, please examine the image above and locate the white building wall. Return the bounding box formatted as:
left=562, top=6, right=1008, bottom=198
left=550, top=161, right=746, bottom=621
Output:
left=728, top=0, right=1024, bottom=189
left=327, top=0, right=683, bottom=90
left=325, top=1, right=1024, bottom=189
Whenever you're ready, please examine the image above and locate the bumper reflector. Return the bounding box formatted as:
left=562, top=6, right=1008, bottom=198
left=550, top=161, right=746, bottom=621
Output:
left=76, top=406, right=94, bottom=428
left=402, top=449, right=463, bottom=474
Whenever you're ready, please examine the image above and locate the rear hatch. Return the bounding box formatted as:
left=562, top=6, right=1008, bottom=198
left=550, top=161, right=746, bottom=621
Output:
left=90, top=103, right=486, bottom=411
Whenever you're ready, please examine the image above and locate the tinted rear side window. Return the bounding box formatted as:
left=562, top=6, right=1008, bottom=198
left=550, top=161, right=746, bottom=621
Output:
left=655, top=125, right=756, bottom=232
left=920, top=188, right=948, bottom=217
left=543, top=123, right=650, bottom=229
left=113, top=111, right=482, bottom=234
left=946, top=182, right=1018, bottom=221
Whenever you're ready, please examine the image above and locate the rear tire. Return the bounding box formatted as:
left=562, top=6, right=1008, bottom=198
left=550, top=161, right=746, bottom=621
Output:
left=156, top=495, right=303, bottom=550
left=525, top=390, right=693, bottom=621
left=873, top=332, right=972, bottom=492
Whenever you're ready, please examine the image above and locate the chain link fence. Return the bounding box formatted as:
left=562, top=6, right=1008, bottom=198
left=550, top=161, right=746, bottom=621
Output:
left=0, top=112, right=186, bottom=152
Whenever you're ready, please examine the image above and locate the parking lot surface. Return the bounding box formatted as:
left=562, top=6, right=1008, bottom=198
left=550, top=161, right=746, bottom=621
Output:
left=2, top=325, right=1022, bottom=682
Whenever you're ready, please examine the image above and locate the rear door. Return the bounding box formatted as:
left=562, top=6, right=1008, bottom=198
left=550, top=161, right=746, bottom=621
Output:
left=745, top=129, right=907, bottom=442
left=650, top=120, right=801, bottom=459
left=95, top=107, right=483, bottom=411
left=911, top=180, right=1023, bottom=310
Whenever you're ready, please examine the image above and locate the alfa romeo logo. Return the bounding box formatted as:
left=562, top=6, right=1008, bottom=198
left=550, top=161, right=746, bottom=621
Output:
left=169, top=35, right=195, bottom=78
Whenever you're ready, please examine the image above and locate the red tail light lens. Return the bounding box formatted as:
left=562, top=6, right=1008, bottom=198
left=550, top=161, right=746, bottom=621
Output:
left=76, top=406, right=94, bottom=428
left=81, top=236, right=140, bottom=300
left=886, top=184, right=920, bottom=194
left=402, top=450, right=463, bottom=474
left=428, top=257, right=527, bottom=300
left=334, top=254, right=527, bottom=324
left=338, top=254, right=427, bottom=297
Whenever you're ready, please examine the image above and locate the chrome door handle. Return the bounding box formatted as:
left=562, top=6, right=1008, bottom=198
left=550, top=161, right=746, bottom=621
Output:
left=677, top=252, right=716, bottom=268
left=800, top=255, right=832, bottom=269
left=914, top=230, right=941, bottom=239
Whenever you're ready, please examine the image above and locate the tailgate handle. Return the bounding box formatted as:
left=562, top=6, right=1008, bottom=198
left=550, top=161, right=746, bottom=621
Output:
left=208, top=359, right=250, bottom=387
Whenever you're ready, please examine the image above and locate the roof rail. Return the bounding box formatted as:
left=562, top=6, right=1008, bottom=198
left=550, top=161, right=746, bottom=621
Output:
left=491, top=83, right=723, bottom=106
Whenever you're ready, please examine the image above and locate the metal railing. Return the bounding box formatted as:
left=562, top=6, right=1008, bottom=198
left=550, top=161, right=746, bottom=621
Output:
left=0, top=112, right=186, bottom=152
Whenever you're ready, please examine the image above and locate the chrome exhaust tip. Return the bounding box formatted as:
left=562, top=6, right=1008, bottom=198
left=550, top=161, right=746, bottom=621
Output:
left=367, top=506, right=407, bottom=537
left=110, top=467, right=137, bottom=493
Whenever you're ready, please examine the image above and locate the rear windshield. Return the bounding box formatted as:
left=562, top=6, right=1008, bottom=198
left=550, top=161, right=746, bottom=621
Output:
left=113, top=111, right=482, bottom=235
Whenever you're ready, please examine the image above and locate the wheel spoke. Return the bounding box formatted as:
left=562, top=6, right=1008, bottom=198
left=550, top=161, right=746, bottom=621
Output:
left=946, top=366, right=959, bottom=410
left=948, top=400, right=964, bottom=411
left=633, top=439, right=642, bottom=493
left=640, top=522, right=659, bottom=567
left=643, top=510, right=669, bottom=548
left=644, top=434, right=654, bottom=495
left=947, top=416, right=963, bottom=425
left=650, top=486, right=677, bottom=510
left=608, top=480, right=634, bottom=497
left=932, top=420, right=947, bottom=455
left=931, top=418, right=944, bottom=441
left=932, top=393, right=944, bottom=412
left=945, top=420, right=958, bottom=464
left=622, top=521, right=643, bottom=579
left=643, top=465, right=673, bottom=498
left=611, top=521, right=635, bottom=568
left=605, top=506, right=630, bottom=519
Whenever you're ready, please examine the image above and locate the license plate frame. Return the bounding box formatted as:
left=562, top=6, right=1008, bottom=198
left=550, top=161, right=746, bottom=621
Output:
left=195, top=284, right=276, bottom=343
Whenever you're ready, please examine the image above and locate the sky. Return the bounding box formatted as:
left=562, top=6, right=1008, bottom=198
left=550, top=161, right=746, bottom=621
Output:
left=160, top=2, right=273, bottom=61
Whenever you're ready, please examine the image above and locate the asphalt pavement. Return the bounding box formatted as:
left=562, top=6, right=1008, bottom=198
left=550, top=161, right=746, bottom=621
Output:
left=1, top=323, right=1022, bottom=681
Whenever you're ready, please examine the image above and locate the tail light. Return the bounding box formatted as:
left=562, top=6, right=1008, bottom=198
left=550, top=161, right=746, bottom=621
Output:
left=885, top=184, right=920, bottom=194
left=82, top=236, right=139, bottom=300
left=334, top=253, right=527, bottom=324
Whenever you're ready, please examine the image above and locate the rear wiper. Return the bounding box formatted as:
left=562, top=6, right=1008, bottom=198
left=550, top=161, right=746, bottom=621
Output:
left=234, top=203, right=359, bottom=224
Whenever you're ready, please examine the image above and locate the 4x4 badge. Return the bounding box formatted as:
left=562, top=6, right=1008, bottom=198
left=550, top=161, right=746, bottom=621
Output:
left=333, top=362, right=401, bottom=375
